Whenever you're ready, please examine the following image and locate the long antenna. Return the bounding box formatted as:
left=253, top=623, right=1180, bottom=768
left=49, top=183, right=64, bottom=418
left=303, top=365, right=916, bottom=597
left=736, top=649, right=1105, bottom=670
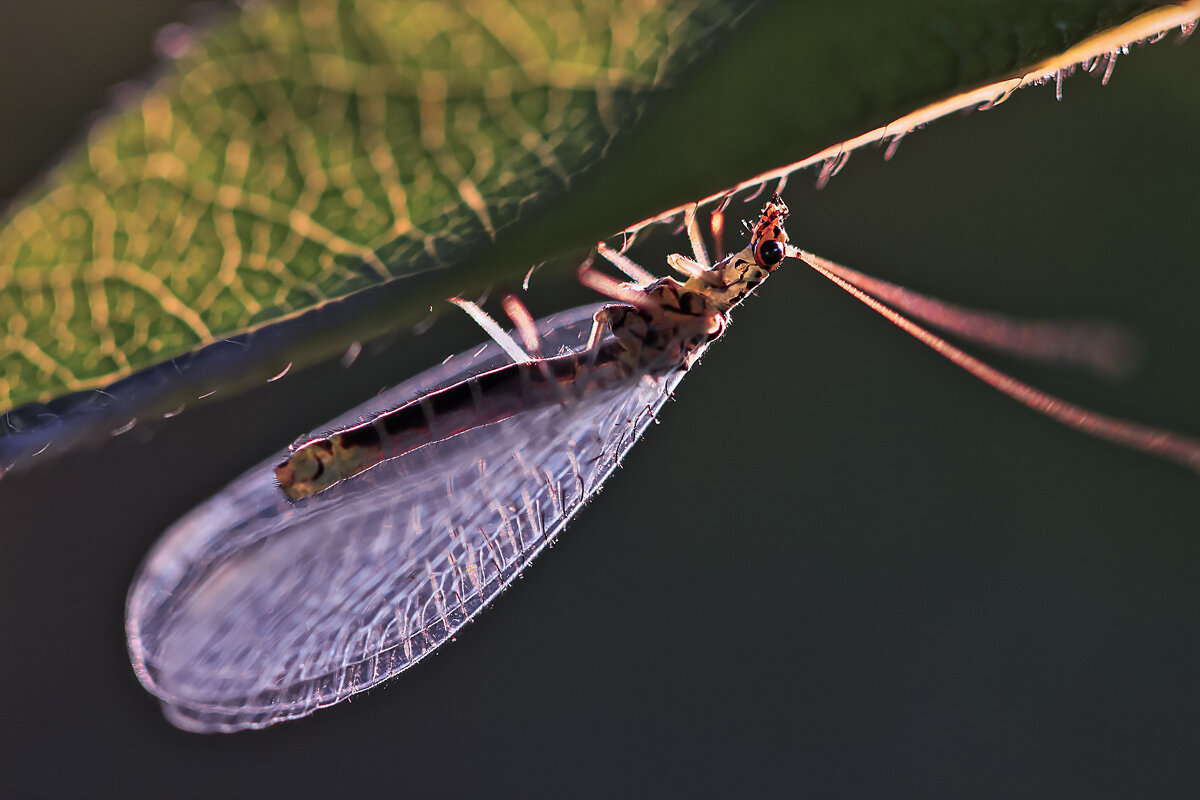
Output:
left=791, top=246, right=1200, bottom=474
left=805, top=257, right=1139, bottom=379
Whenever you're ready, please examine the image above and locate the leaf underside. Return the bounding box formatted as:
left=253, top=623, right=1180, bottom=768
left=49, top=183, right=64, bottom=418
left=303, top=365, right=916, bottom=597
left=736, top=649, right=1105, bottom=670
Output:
left=0, top=0, right=1185, bottom=468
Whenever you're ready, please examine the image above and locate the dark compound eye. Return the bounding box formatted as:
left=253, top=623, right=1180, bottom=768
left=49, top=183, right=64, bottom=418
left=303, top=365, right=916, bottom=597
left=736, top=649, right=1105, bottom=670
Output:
left=755, top=238, right=786, bottom=268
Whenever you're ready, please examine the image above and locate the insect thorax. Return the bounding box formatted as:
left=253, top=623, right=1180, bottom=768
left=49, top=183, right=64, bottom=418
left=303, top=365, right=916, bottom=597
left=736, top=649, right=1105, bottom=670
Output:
left=608, top=252, right=769, bottom=372
left=683, top=249, right=772, bottom=313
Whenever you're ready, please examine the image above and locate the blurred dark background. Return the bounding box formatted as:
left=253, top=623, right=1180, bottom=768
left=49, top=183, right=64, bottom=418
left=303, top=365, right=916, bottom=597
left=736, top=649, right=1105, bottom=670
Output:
left=2, top=3, right=1199, bottom=798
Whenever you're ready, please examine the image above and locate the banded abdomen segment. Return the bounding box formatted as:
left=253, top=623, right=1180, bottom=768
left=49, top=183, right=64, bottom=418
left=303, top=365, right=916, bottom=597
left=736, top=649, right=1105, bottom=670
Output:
left=275, top=342, right=634, bottom=500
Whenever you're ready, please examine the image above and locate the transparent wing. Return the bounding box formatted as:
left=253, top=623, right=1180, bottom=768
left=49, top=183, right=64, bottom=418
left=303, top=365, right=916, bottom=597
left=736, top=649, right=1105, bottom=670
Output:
left=126, top=304, right=692, bottom=732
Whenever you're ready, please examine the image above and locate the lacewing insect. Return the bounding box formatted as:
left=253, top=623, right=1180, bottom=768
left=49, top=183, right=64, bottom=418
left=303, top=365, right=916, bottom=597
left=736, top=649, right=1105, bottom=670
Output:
left=125, top=195, right=1200, bottom=733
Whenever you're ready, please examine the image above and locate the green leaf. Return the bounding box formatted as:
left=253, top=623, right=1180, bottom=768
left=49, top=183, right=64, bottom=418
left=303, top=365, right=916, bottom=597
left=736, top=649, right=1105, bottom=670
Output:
left=0, top=0, right=742, bottom=408
left=0, top=0, right=1189, bottom=466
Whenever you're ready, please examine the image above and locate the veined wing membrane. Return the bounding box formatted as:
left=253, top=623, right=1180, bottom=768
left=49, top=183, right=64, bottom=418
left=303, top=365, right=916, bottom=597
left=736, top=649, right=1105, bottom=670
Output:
left=126, top=304, right=689, bottom=733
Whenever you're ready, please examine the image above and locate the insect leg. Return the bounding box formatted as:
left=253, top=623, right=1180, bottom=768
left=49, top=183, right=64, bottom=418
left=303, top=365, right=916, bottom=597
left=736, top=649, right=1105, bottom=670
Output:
left=500, top=293, right=544, bottom=358
left=596, top=240, right=657, bottom=285
left=448, top=296, right=532, bottom=364
left=666, top=253, right=723, bottom=286
left=684, top=203, right=711, bottom=268
left=585, top=305, right=623, bottom=351
left=577, top=257, right=661, bottom=314
left=710, top=194, right=733, bottom=261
